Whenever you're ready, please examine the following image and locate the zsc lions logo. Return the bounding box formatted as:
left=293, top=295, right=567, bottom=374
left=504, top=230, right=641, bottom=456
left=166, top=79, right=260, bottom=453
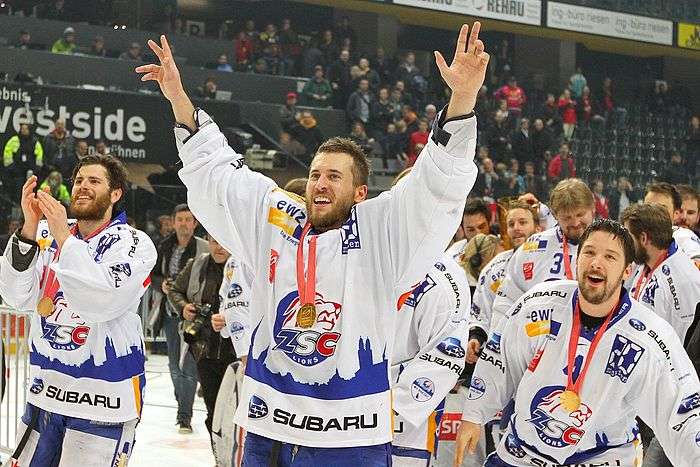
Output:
left=525, top=386, right=591, bottom=448
left=437, top=337, right=465, bottom=359
left=248, top=395, right=269, bottom=419
left=273, top=291, right=342, bottom=366
left=40, top=292, right=90, bottom=351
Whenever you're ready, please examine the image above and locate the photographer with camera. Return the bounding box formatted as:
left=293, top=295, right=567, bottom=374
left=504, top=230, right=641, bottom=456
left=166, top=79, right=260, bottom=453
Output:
left=167, top=233, right=236, bottom=454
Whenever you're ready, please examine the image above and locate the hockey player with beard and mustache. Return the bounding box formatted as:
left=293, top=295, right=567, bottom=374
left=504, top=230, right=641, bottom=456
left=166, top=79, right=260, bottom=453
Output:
left=136, top=23, right=488, bottom=466
left=454, top=219, right=700, bottom=467
left=0, top=155, right=156, bottom=466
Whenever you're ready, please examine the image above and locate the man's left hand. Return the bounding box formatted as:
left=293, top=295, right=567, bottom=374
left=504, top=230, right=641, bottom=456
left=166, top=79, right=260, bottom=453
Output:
left=36, top=191, right=70, bottom=248
left=211, top=313, right=226, bottom=331
left=435, top=22, right=490, bottom=118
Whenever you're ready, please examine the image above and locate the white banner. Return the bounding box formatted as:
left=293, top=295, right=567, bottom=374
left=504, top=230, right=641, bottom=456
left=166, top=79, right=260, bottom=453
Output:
left=393, top=0, right=542, bottom=26
left=547, top=2, right=672, bottom=45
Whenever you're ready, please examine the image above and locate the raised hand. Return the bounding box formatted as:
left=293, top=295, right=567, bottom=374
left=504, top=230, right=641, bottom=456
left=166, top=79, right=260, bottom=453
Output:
left=435, top=22, right=490, bottom=117
left=36, top=190, right=70, bottom=247
left=19, top=176, right=43, bottom=240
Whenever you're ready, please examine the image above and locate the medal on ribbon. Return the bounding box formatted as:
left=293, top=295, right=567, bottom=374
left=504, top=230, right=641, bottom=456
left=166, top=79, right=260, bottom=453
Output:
left=296, top=223, right=318, bottom=329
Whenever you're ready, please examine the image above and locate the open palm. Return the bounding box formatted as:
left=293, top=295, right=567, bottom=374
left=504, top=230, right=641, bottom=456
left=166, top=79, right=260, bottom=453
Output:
left=435, top=22, right=490, bottom=100
left=135, top=35, right=185, bottom=101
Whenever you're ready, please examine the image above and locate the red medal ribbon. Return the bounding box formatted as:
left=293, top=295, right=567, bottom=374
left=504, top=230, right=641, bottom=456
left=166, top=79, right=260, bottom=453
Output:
left=565, top=295, right=619, bottom=397
left=295, top=223, right=317, bottom=305
left=562, top=235, right=574, bottom=280
left=632, top=251, right=669, bottom=301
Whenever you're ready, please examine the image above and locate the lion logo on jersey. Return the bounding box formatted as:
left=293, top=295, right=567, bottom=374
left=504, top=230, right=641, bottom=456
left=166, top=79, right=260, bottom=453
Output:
left=526, top=386, right=590, bottom=448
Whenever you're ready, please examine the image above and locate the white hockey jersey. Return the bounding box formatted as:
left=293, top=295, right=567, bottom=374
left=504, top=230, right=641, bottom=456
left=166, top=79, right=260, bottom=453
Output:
left=673, top=225, right=700, bottom=261
left=391, top=253, right=470, bottom=461
left=175, top=108, right=478, bottom=447
left=628, top=240, right=700, bottom=343
left=218, top=255, right=254, bottom=358
left=470, top=249, right=514, bottom=335
left=492, top=227, right=577, bottom=329
left=462, top=281, right=700, bottom=467
left=0, top=213, right=156, bottom=422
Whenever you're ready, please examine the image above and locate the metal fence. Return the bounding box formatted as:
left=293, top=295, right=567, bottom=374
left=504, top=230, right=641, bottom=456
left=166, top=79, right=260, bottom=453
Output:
left=0, top=306, right=30, bottom=460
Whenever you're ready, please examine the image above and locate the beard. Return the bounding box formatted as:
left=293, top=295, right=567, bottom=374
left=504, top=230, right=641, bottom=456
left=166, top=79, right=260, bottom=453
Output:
left=305, top=196, right=355, bottom=232
left=70, top=191, right=112, bottom=221
left=633, top=243, right=649, bottom=265
left=578, top=269, right=624, bottom=305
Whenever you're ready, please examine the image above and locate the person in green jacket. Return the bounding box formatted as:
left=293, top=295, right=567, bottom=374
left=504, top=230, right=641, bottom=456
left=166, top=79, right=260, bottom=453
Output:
left=51, top=27, right=76, bottom=54
left=301, top=65, right=333, bottom=107
left=3, top=123, right=44, bottom=201
left=39, top=170, right=71, bottom=208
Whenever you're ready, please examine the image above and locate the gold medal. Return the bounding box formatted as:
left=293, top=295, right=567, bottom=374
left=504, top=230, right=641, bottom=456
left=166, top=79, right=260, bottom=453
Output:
left=37, top=297, right=55, bottom=317
left=560, top=389, right=581, bottom=413
left=296, top=303, right=316, bottom=328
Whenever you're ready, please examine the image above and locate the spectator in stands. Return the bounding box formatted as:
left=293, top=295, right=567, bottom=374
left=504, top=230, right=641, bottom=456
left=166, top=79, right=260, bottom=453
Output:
left=75, top=139, right=88, bottom=161
left=349, top=65, right=363, bottom=94
left=151, top=204, right=208, bottom=435
left=40, top=0, right=69, bottom=21
left=279, top=18, right=300, bottom=59
left=289, top=111, right=324, bottom=160
left=14, top=30, right=32, bottom=49
left=3, top=123, right=43, bottom=199
left=405, top=119, right=429, bottom=168
left=302, top=65, right=332, bottom=107
left=686, top=116, right=700, bottom=166
left=558, top=89, right=577, bottom=140
left=151, top=214, right=174, bottom=247
left=371, top=47, right=393, bottom=86
left=120, top=42, right=143, bottom=61
left=262, top=43, right=289, bottom=76
left=167, top=234, right=235, bottom=451
left=334, top=16, right=357, bottom=49
left=328, top=49, right=352, bottom=108
left=540, top=93, right=561, bottom=135
left=259, top=23, right=279, bottom=46
left=505, top=158, right=526, bottom=196
left=511, top=117, right=534, bottom=164
left=357, top=58, right=380, bottom=92
left=50, top=133, right=80, bottom=184
left=607, top=176, right=637, bottom=221
left=394, top=80, right=415, bottom=108
left=388, top=88, right=404, bottom=122
left=474, top=85, right=492, bottom=119
left=280, top=92, right=300, bottom=132
left=318, top=30, right=339, bottom=67
left=569, top=66, right=587, bottom=99
left=648, top=81, right=670, bottom=114
left=592, top=180, right=609, bottom=219
left=197, top=77, right=218, bottom=99
left=473, top=157, right=506, bottom=201
left=346, top=78, right=373, bottom=126
left=660, top=152, right=690, bottom=185
left=531, top=118, right=552, bottom=167
left=547, top=142, right=576, bottom=184
left=95, top=139, right=111, bottom=156
left=523, top=161, right=547, bottom=201
left=243, top=19, right=260, bottom=47
left=455, top=199, right=492, bottom=243
left=677, top=185, right=699, bottom=234
left=43, top=118, right=74, bottom=177
left=487, top=111, right=510, bottom=162
left=252, top=58, right=268, bottom=74
left=600, top=77, right=621, bottom=123
left=51, top=27, right=76, bottom=55
left=39, top=170, right=71, bottom=209
left=88, top=35, right=107, bottom=57
left=348, top=121, right=375, bottom=156
left=396, top=51, right=422, bottom=94
left=402, top=105, right=419, bottom=135
left=279, top=131, right=306, bottom=159
left=216, top=54, right=233, bottom=72
left=370, top=87, right=394, bottom=137
left=234, top=30, right=254, bottom=71
left=494, top=76, right=526, bottom=120
left=381, top=122, right=407, bottom=167
left=424, top=104, right=437, bottom=127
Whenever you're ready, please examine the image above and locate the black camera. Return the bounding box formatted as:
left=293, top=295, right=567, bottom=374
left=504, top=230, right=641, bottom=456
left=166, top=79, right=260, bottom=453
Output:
left=183, top=303, right=212, bottom=339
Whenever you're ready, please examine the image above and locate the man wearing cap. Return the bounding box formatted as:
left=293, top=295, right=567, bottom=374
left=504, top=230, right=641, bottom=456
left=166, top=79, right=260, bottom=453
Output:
left=302, top=65, right=333, bottom=107
left=280, top=92, right=301, bottom=132
left=51, top=27, right=76, bottom=54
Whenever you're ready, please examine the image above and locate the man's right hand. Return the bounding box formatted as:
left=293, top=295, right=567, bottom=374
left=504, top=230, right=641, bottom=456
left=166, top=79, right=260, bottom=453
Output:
left=161, top=280, right=171, bottom=295
left=183, top=303, right=197, bottom=322
left=453, top=421, right=481, bottom=467
left=466, top=338, right=481, bottom=364
left=20, top=175, right=42, bottom=240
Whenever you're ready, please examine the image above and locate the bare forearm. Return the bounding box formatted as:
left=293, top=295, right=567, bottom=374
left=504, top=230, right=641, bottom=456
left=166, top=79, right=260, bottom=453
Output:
left=446, top=92, right=476, bottom=120
left=171, top=92, right=196, bottom=131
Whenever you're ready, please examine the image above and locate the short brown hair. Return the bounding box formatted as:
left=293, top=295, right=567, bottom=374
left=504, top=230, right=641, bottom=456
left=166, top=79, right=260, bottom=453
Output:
left=504, top=199, right=538, bottom=224
left=676, top=184, right=700, bottom=206
left=646, top=182, right=681, bottom=211
left=549, top=178, right=594, bottom=215
left=283, top=178, right=307, bottom=197
left=71, top=154, right=128, bottom=206
left=620, top=203, right=673, bottom=250
left=315, top=137, right=370, bottom=186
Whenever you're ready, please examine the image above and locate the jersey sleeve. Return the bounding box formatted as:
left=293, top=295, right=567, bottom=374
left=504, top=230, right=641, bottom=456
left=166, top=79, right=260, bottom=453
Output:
left=393, top=277, right=469, bottom=427
left=51, top=231, right=157, bottom=323
left=0, top=234, right=42, bottom=312
left=176, top=110, right=276, bottom=271
left=470, top=267, right=493, bottom=334
left=461, top=295, right=532, bottom=424
left=355, top=111, right=478, bottom=293
left=492, top=251, right=527, bottom=330
left=635, top=327, right=700, bottom=466
left=218, top=257, right=252, bottom=357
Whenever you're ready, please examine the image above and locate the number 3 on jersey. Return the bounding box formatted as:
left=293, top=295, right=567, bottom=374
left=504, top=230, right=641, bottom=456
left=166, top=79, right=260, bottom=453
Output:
left=550, top=253, right=572, bottom=275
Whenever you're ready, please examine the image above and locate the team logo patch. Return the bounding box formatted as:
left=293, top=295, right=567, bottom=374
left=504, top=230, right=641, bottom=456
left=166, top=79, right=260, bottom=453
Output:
left=248, top=395, right=269, bottom=419
left=403, top=276, right=437, bottom=309
left=228, top=284, right=243, bottom=299
left=662, top=265, right=671, bottom=276
left=522, top=262, right=534, bottom=280
left=437, top=337, right=465, bottom=358
left=678, top=393, right=700, bottom=414
left=526, top=386, right=591, bottom=448
left=30, top=378, right=44, bottom=394
left=411, top=378, right=434, bottom=402
left=340, top=206, right=361, bottom=254
left=605, top=335, right=645, bottom=383
left=40, top=294, right=90, bottom=351
left=468, top=377, right=485, bottom=400
left=92, top=233, right=121, bottom=263
left=272, top=291, right=342, bottom=366
left=628, top=318, right=646, bottom=331
left=109, top=263, right=132, bottom=288
left=640, top=276, right=659, bottom=307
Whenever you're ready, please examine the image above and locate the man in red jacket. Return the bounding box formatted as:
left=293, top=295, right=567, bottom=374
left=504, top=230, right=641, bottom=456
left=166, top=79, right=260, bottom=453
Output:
left=494, top=76, right=526, bottom=118
left=406, top=119, right=429, bottom=167
left=547, top=142, right=576, bottom=184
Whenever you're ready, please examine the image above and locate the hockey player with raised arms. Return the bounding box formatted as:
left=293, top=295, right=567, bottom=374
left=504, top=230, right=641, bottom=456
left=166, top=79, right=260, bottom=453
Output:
left=136, top=23, right=488, bottom=466
left=491, top=179, right=595, bottom=329
left=0, top=156, right=157, bottom=466
left=453, top=219, right=700, bottom=467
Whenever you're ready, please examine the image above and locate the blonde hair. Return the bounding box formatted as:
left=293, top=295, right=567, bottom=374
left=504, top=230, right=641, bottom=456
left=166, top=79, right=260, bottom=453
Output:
left=459, top=234, right=500, bottom=278
left=549, top=178, right=594, bottom=215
